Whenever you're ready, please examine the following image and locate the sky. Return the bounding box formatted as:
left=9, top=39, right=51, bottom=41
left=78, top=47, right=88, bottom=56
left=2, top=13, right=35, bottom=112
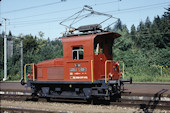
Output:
left=0, top=0, right=170, bottom=40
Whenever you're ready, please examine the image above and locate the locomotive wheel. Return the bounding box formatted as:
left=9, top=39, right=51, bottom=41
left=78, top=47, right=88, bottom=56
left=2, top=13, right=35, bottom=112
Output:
left=91, top=97, right=99, bottom=105
left=87, top=99, right=92, bottom=104
left=46, top=97, right=51, bottom=102
left=86, top=98, right=98, bottom=105
left=31, top=93, right=39, bottom=101
left=20, top=79, right=25, bottom=85
left=116, top=93, right=121, bottom=102
left=110, top=93, right=121, bottom=102
left=104, top=100, right=110, bottom=105
left=88, top=98, right=108, bottom=105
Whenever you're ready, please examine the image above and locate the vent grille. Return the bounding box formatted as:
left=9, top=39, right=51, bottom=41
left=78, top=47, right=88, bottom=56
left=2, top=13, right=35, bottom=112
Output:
left=47, top=67, right=64, bottom=80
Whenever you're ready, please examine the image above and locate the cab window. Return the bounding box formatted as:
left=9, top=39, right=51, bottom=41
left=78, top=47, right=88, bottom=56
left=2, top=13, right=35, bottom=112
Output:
left=94, top=42, right=103, bottom=55
left=72, top=46, right=83, bottom=60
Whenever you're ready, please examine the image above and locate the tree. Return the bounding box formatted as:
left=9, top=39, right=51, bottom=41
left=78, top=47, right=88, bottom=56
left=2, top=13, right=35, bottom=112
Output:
left=23, top=35, right=38, bottom=54
left=163, top=7, right=170, bottom=18
left=162, top=7, right=170, bottom=48
left=130, top=24, right=136, bottom=41
left=113, top=19, right=122, bottom=32
left=145, top=17, right=151, bottom=28
left=8, top=30, right=12, bottom=36
left=38, top=31, right=44, bottom=39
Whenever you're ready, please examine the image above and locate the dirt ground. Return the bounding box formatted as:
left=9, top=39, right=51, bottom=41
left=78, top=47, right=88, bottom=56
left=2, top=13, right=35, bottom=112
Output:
left=1, top=100, right=169, bottom=113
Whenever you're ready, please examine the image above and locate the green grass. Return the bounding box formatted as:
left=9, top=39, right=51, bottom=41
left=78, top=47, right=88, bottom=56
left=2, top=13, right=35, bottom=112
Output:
left=126, top=74, right=170, bottom=82
left=124, top=67, right=170, bottom=82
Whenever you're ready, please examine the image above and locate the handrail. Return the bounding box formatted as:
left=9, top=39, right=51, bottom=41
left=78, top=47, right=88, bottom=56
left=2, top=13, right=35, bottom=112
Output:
left=32, top=64, right=35, bottom=81
left=105, top=60, right=112, bottom=83
left=24, top=63, right=35, bottom=83
left=91, top=60, right=93, bottom=83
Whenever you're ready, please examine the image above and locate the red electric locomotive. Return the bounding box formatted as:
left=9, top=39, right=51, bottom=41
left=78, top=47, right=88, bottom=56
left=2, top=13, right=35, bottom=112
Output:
left=21, top=6, right=132, bottom=103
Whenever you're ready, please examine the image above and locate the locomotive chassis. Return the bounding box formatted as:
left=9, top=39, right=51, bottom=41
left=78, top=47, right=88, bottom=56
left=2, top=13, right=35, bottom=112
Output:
left=27, top=78, right=132, bottom=102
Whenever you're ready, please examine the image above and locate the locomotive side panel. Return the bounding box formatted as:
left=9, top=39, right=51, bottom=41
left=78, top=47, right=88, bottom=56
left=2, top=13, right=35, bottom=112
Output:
left=46, top=67, right=64, bottom=80
left=36, top=58, right=64, bottom=81
left=62, top=35, right=94, bottom=60
left=37, top=68, right=47, bottom=80
left=62, top=35, right=94, bottom=81
left=65, top=60, right=91, bottom=81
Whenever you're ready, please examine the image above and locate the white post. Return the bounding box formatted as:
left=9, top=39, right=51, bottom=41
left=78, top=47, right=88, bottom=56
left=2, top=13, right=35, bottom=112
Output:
left=20, top=36, right=23, bottom=79
left=3, top=18, right=7, bottom=81
left=160, top=66, right=162, bottom=76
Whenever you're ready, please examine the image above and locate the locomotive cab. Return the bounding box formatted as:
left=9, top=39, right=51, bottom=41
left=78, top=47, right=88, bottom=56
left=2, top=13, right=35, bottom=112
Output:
left=61, top=30, right=122, bottom=82
left=93, top=33, right=122, bottom=81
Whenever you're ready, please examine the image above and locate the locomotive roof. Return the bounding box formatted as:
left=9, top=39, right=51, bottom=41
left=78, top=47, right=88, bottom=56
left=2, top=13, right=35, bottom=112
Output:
left=36, top=58, right=63, bottom=66
left=59, top=32, right=121, bottom=39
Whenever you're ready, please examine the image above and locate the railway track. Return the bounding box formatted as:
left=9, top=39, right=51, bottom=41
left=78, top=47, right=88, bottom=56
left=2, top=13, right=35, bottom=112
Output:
left=1, top=82, right=170, bottom=112
left=0, top=106, right=66, bottom=113
left=1, top=91, right=170, bottom=111
left=111, top=100, right=170, bottom=110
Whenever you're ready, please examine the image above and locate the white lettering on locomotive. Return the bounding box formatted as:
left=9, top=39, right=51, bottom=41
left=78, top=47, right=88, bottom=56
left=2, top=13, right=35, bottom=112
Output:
left=70, top=76, right=88, bottom=79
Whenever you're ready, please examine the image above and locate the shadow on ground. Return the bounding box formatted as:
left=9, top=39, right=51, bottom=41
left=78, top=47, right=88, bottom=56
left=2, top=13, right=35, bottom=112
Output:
left=134, top=89, right=168, bottom=113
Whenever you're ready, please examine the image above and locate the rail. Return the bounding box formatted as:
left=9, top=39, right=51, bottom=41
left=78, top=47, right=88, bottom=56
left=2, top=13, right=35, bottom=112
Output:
left=1, top=94, right=169, bottom=111
left=0, top=106, right=62, bottom=113
left=24, top=64, right=35, bottom=83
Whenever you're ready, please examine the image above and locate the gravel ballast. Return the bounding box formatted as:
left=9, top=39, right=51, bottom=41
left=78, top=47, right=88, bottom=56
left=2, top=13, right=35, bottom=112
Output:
left=1, top=100, right=169, bottom=113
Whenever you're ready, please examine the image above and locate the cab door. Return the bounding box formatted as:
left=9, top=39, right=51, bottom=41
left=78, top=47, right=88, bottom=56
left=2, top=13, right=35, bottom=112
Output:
left=93, top=36, right=113, bottom=80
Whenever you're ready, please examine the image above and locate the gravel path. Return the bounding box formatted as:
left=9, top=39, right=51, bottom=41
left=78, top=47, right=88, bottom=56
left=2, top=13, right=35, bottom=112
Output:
left=1, top=100, right=169, bottom=113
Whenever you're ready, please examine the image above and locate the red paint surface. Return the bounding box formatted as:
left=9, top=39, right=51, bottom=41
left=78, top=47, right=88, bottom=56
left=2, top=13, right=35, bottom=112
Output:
left=35, top=32, right=122, bottom=81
